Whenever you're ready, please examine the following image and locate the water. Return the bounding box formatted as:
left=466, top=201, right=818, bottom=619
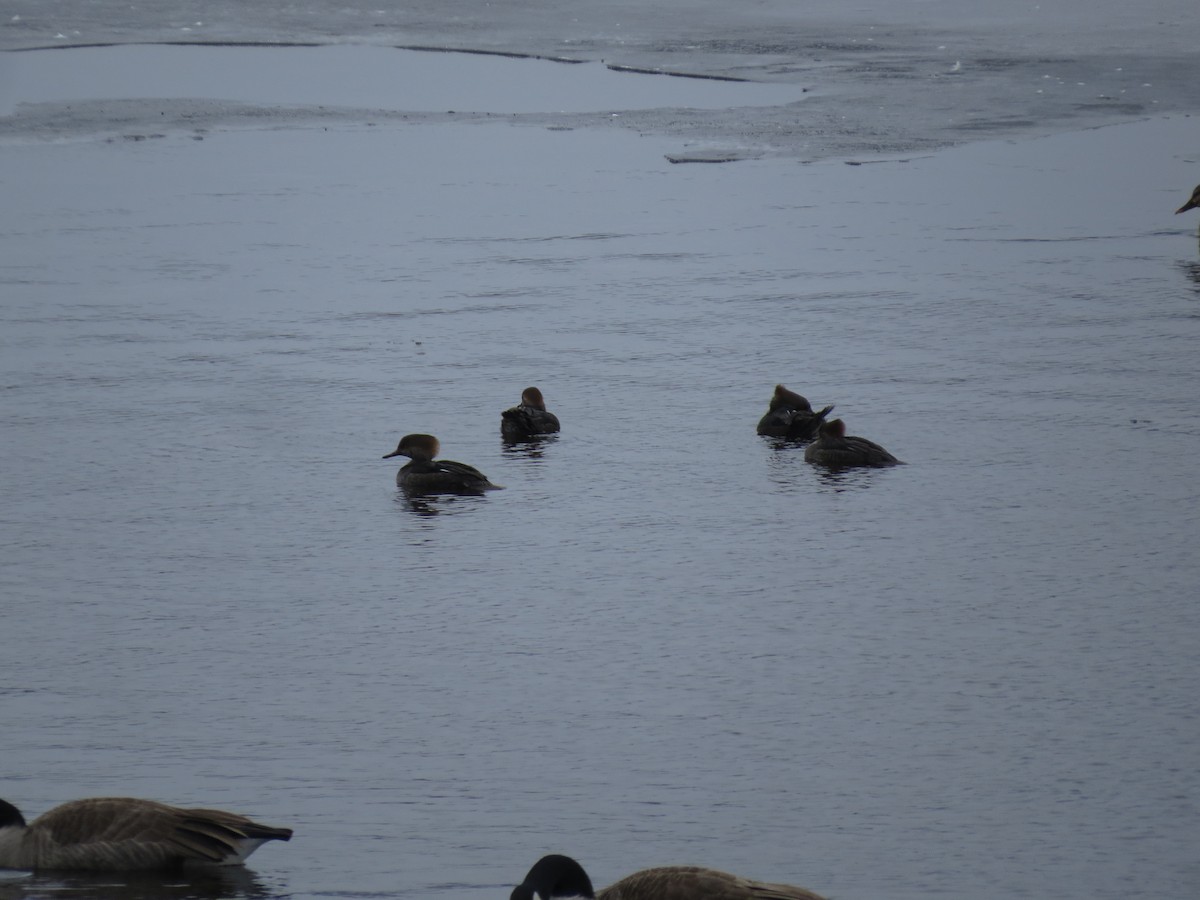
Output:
left=2, top=8, right=1200, bottom=900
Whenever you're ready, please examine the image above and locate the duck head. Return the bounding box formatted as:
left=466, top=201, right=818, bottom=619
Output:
left=382, top=433, right=440, bottom=462
left=520, top=387, right=548, bottom=410
left=769, top=384, right=813, bottom=412
left=818, top=418, right=847, bottom=438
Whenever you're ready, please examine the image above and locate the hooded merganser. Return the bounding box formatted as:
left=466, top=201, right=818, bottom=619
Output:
left=511, top=854, right=827, bottom=900
left=804, top=418, right=901, bottom=467
left=0, top=796, right=291, bottom=871
left=382, top=433, right=501, bottom=493
left=1176, top=185, right=1200, bottom=215
left=756, top=384, right=834, bottom=440
left=501, top=386, right=561, bottom=439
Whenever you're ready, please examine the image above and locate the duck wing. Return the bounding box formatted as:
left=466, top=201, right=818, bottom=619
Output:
left=433, top=460, right=493, bottom=482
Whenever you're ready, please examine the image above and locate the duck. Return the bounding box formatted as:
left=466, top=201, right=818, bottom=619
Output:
left=501, top=387, right=561, bottom=440
left=756, top=384, right=834, bottom=440
left=1175, top=184, right=1200, bottom=215
left=0, top=797, right=291, bottom=872
left=804, top=418, right=901, bottom=467
left=511, top=854, right=828, bottom=900
left=382, top=433, right=501, bottom=493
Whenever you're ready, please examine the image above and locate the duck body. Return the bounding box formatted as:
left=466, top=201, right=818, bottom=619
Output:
left=804, top=418, right=901, bottom=467
left=756, top=384, right=833, bottom=440
left=383, top=433, right=500, bottom=494
left=1176, top=184, right=1200, bottom=215
left=512, top=854, right=827, bottom=900
left=0, top=797, right=292, bottom=872
left=501, top=387, right=560, bottom=440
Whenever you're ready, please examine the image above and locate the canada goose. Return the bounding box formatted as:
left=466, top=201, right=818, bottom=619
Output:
left=756, top=384, right=834, bottom=440
left=382, top=433, right=501, bottom=493
left=511, top=854, right=828, bottom=900
left=501, top=387, right=561, bottom=440
left=804, top=418, right=901, bottom=467
left=0, top=797, right=292, bottom=871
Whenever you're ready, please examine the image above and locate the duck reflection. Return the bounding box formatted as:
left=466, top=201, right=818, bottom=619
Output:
left=810, top=464, right=892, bottom=491
left=1178, top=259, right=1200, bottom=295
left=393, top=492, right=490, bottom=518
left=501, top=433, right=559, bottom=460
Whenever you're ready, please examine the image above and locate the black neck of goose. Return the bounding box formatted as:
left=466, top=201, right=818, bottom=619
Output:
left=514, top=855, right=596, bottom=899
left=0, top=800, right=26, bottom=829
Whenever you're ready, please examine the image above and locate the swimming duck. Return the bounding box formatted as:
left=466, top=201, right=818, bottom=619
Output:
left=501, top=386, right=561, bottom=439
left=511, top=854, right=828, bottom=900
left=1176, top=184, right=1200, bottom=215
left=382, top=433, right=500, bottom=493
left=804, top=418, right=901, bottom=467
left=0, top=797, right=291, bottom=872
left=756, top=384, right=834, bottom=440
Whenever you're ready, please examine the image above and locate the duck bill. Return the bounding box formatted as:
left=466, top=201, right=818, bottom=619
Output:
left=1177, top=200, right=1199, bottom=215
left=382, top=450, right=403, bottom=459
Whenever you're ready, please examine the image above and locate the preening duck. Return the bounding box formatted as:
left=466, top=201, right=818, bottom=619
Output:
left=756, top=384, right=834, bottom=440
left=804, top=418, right=901, bottom=467
left=382, top=433, right=501, bottom=493
left=511, top=854, right=828, bottom=900
left=0, top=797, right=291, bottom=872
left=501, top=387, right=561, bottom=440
left=1176, top=184, right=1200, bottom=215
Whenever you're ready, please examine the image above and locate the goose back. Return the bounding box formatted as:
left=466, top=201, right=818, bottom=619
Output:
left=0, top=798, right=291, bottom=871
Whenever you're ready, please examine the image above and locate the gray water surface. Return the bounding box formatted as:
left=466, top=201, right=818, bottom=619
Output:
left=2, top=9, right=1199, bottom=900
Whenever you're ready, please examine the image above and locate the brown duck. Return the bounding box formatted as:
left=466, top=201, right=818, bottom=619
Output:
left=756, top=384, right=834, bottom=440
left=383, top=433, right=501, bottom=493
left=804, top=418, right=901, bottom=467
left=501, top=386, right=561, bottom=439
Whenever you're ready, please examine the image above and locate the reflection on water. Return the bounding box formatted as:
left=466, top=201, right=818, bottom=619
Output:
left=392, top=491, right=494, bottom=518
left=500, top=434, right=560, bottom=459
left=0, top=868, right=277, bottom=900
left=1178, top=260, right=1200, bottom=295
left=808, top=464, right=900, bottom=492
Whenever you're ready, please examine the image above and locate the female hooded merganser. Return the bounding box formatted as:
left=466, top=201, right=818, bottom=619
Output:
left=756, top=384, right=834, bottom=440
left=511, top=854, right=828, bottom=900
left=0, top=797, right=291, bottom=871
left=1176, top=184, right=1200, bottom=215
left=382, top=433, right=500, bottom=493
left=501, top=387, right=561, bottom=439
left=804, top=418, right=901, bottom=467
